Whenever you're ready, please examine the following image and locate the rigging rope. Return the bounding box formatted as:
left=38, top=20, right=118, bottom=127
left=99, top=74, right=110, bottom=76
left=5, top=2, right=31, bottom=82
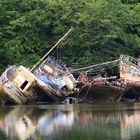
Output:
left=72, top=59, right=120, bottom=73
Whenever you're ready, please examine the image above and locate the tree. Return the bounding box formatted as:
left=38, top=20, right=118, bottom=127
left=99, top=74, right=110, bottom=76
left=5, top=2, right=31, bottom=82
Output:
left=0, top=0, right=140, bottom=73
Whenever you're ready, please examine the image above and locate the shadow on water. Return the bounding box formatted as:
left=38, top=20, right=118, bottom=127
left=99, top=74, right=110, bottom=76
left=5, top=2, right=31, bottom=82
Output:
left=0, top=102, right=140, bottom=140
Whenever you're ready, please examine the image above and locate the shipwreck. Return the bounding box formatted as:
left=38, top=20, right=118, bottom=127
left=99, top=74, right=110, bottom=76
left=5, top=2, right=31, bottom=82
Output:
left=0, top=65, right=38, bottom=104
left=1, top=54, right=140, bottom=104
left=33, top=57, right=77, bottom=102
left=0, top=24, right=140, bottom=104
left=118, top=55, right=140, bottom=101
left=0, top=28, right=77, bottom=104
left=72, top=55, right=140, bottom=102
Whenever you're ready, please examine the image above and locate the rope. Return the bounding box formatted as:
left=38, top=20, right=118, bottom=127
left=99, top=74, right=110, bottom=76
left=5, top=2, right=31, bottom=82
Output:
left=117, top=85, right=132, bottom=101
left=72, top=59, right=120, bottom=72
left=83, top=84, right=92, bottom=100
left=76, top=85, right=86, bottom=98
left=86, top=65, right=116, bottom=72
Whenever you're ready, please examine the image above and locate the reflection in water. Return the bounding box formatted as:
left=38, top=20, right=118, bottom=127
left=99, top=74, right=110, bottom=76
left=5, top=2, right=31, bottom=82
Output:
left=120, top=104, right=140, bottom=140
left=37, top=111, right=75, bottom=137
left=0, top=103, right=140, bottom=140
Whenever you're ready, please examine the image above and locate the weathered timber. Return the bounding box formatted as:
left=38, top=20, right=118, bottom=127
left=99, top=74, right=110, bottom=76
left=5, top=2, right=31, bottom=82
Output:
left=1, top=65, right=38, bottom=104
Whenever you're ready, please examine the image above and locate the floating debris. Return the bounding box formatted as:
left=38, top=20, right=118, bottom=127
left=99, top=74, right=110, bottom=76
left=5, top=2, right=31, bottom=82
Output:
left=63, top=97, right=78, bottom=104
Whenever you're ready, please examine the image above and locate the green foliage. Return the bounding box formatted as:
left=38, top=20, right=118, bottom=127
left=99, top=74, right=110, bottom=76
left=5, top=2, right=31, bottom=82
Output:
left=0, top=0, right=140, bottom=73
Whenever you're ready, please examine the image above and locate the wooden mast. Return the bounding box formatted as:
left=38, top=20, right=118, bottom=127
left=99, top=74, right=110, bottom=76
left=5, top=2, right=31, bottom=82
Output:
left=30, top=27, right=74, bottom=72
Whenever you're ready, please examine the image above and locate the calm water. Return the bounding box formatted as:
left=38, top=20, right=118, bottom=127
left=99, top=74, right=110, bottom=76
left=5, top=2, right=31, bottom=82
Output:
left=0, top=102, right=140, bottom=140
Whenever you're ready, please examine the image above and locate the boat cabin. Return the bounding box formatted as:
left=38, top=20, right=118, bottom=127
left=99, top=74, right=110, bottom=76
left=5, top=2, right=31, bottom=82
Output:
left=13, top=66, right=36, bottom=92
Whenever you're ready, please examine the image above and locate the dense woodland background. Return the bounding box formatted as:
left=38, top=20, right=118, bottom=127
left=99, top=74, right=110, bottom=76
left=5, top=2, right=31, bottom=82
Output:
left=0, top=0, right=140, bottom=73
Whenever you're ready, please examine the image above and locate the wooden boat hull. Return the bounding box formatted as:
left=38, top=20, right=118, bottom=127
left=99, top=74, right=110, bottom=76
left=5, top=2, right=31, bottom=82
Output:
left=1, top=66, right=38, bottom=104
left=0, top=65, right=72, bottom=104
left=72, top=84, right=124, bottom=102
left=0, top=88, right=9, bottom=104
left=2, top=80, right=28, bottom=104
left=118, top=55, right=140, bottom=101
left=32, top=84, right=66, bottom=103
left=33, top=57, right=77, bottom=102
left=118, top=86, right=140, bottom=101
left=0, top=79, right=9, bottom=103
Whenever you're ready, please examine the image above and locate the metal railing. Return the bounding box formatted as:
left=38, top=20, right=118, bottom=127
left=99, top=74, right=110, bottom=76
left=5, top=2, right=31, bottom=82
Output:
left=120, top=55, right=140, bottom=68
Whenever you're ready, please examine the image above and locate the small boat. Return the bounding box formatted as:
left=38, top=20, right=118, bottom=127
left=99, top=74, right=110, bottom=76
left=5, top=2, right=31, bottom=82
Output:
left=119, top=55, right=140, bottom=86
left=33, top=57, right=77, bottom=102
left=71, top=58, right=126, bottom=101
left=0, top=61, right=77, bottom=104
left=76, top=73, right=125, bottom=101
left=80, top=55, right=140, bottom=101
left=118, top=55, right=140, bottom=100
left=0, top=28, right=74, bottom=104
left=30, top=27, right=77, bottom=102
left=72, top=55, right=140, bottom=102
left=0, top=65, right=38, bottom=104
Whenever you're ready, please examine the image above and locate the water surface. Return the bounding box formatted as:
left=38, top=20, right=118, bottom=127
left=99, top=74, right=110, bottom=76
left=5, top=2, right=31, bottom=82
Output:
left=0, top=102, right=140, bottom=140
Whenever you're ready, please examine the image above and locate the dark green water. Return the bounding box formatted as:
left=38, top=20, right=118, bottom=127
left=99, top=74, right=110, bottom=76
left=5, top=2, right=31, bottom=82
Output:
left=0, top=102, right=140, bottom=140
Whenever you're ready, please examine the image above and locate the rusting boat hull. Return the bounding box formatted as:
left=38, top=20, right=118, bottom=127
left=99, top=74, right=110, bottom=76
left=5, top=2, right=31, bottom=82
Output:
left=119, top=55, right=140, bottom=85
left=72, top=84, right=124, bottom=102
left=33, top=80, right=67, bottom=102
left=117, top=86, right=140, bottom=101
left=33, top=57, right=77, bottom=102
left=118, top=55, right=140, bottom=100
left=0, top=64, right=76, bottom=104
left=1, top=65, right=65, bottom=104
left=75, top=72, right=125, bottom=101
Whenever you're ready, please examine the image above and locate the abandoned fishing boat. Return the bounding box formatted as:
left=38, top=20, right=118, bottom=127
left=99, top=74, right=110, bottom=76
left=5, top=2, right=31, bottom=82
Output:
left=71, top=59, right=127, bottom=101
left=119, top=55, right=140, bottom=86
left=74, top=73, right=126, bottom=101
left=0, top=61, right=76, bottom=104
left=0, top=27, right=75, bottom=104
left=33, top=57, right=77, bottom=102
left=73, top=55, right=140, bottom=102
left=0, top=65, right=38, bottom=104
left=29, top=27, right=77, bottom=102
left=118, top=55, right=140, bottom=100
